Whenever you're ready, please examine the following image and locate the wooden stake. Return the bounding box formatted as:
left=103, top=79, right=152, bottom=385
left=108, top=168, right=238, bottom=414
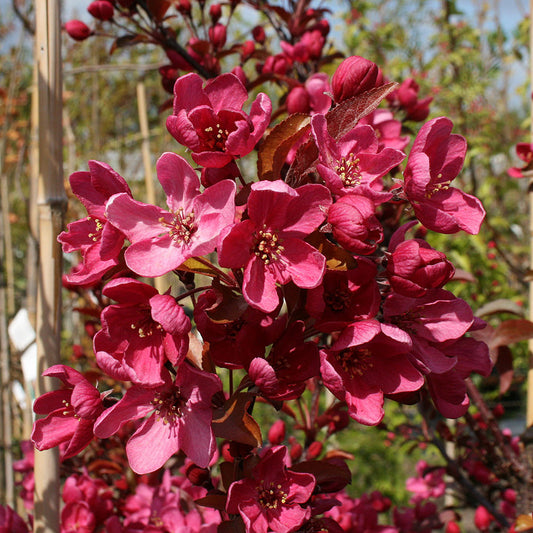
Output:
left=527, top=0, right=533, bottom=428
left=33, top=1, right=65, bottom=531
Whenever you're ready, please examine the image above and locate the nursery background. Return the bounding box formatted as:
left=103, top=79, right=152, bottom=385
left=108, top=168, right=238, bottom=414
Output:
left=2, top=0, right=533, bottom=531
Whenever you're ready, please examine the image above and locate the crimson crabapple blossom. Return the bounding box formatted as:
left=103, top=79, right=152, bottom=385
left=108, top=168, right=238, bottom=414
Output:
left=383, top=289, right=477, bottom=375
left=218, top=179, right=332, bottom=312
left=403, top=116, right=485, bottom=234
left=31, top=365, right=105, bottom=459
left=426, top=335, right=491, bottom=418
left=310, top=113, right=405, bottom=197
left=58, top=160, right=132, bottom=286
left=105, top=152, right=236, bottom=277
left=320, top=319, right=424, bottom=425
left=248, top=320, right=320, bottom=401
left=508, top=142, right=533, bottom=178
left=193, top=288, right=285, bottom=369
left=386, top=221, right=455, bottom=297
left=93, top=277, right=191, bottom=387
left=226, top=446, right=316, bottom=533
left=0, top=505, right=29, bottom=533
left=94, top=362, right=222, bottom=473
left=166, top=72, right=272, bottom=168
left=305, top=260, right=380, bottom=333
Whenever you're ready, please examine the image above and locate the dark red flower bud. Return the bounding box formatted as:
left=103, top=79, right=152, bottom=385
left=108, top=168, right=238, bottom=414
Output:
left=209, top=3, right=222, bottom=23
left=492, top=403, right=505, bottom=418
left=290, top=441, right=303, bottom=461
left=64, top=20, right=93, bottom=41
left=327, top=193, right=383, bottom=254
left=88, top=1, right=114, bottom=21
left=306, top=441, right=323, bottom=460
left=268, top=420, right=286, bottom=445
left=332, top=56, right=383, bottom=102
left=240, top=40, right=255, bottom=61
left=185, top=463, right=211, bottom=486
left=208, top=23, right=227, bottom=49
left=177, top=0, right=191, bottom=15
left=252, top=25, right=266, bottom=44
left=286, top=86, right=310, bottom=114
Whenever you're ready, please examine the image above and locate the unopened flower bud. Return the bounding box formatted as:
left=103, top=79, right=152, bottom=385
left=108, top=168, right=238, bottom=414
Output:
left=64, top=20, right=93, bottom=41
left=474, top=506, right=493, bottom=531
left=177, top=0, right=191, bottom=15
left=209, top=3, right=222, bottom=23
left=290, top=441, right=303, bottom=461
left=286, top=86, right=311, bottom=114
left=88, top=1, right=114, bottom=21
left=306, top=441, right=323, bottom=460
left=208, top=23, right=227, bottom=49
left=252, top=25, right=266, bottom=44
left=268, top=420, right=286, bottom=445
left=332, top=55, right=383, bottom=102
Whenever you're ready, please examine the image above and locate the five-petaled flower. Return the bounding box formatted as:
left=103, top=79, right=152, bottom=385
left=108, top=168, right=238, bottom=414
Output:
left=218, top=180, right=332, bottom=313
left=94, top=362, right=222, bottom=474
left=93, top=277, right=191, bottom=387
left=31, top=365, right=105, bottom=459
left=403, top=117, right=485, bottom=235
left=226, top=446, right=316, bottom=533
left=105, top=151, right=236, bottom=277
left=166, top=72, right=272, bottom=168
left=58, top=160, right=132, bottom=286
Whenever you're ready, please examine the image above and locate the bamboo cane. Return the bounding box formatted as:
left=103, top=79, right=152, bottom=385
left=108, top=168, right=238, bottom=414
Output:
left=33, top=1, right=66, bottom=531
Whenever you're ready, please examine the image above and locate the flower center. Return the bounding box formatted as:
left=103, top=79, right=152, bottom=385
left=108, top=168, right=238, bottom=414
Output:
left=130, top=309, right=163, bottom=338
left=204, top=122, right=230, bottom=151
left=253, top=226, right=284, bottom=265
left=160, top=208, right=196, bottom=245
left=257, top=481, right=288, bottom=510
left=335, top=153, right=361, bottom=187
left=151, top=387, right=186, bottom=425
left=336, top=347, right=373, bottom=377
left=324, top=288, right=351, bottom=312
left=389, top=308, right=422, bottom=335
left=61, top=399, right=79, bottom=419
left=425, top=173, right=451, bottom=198
left=87, top=216, right=104, bottom=242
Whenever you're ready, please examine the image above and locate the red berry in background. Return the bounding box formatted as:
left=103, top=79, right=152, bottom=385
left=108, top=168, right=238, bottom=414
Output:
left=177, top=0, right=192, bottom=15
left=209, top=3, right=222, bottom=23
left=64, top=20, right=93, bottom=41
left=474, top=506, right=493, bottom=531
left=88, top=1, right=114, bottom=21
left=268, top=420, right=286, bottom=445
left=331, top=55, right=383, bottom=102
left=252, top=25, right=266, bottom=44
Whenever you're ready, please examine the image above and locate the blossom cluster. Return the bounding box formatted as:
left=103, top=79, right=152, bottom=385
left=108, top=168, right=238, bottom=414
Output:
left=27, top=0, right=499, bottom=521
